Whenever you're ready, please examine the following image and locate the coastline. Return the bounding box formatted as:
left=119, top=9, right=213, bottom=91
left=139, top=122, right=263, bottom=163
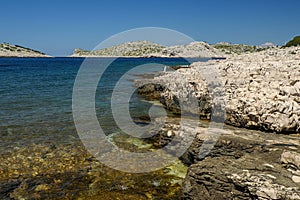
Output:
left=135, top=46, right=300, bottom=199
left=68, top=55, right=226, bottom=59
left=0, top=56, right=53, bottom=58
left=144, top=116, right=300, bottom=199
left=0, top=58, right=189, bottom=199
left=2, top=0, right=299, bottom=199
left=1, top=43, right=299, bottom=199
left=0, top=43, right=51, bottom=58
left=136, top=46, right=300, bottom=133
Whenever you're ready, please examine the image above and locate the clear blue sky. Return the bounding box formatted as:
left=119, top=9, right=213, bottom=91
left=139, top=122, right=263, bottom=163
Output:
left=1, top=0, right=300, bottom=56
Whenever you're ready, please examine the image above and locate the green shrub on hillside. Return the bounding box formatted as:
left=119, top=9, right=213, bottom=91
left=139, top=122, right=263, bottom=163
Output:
left=284, top=36, right=300, bottom=47
left=213, top=43, right=257, bottom=54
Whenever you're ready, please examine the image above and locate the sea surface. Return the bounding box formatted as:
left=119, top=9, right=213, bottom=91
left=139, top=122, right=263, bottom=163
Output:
left=0, top=57, right=205, bottom=148
left=0, top=57, right=206, bottom=199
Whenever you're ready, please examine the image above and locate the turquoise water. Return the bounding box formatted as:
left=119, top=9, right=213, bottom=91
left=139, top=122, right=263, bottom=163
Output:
left=0, top=57, right=209, bottom=199
left=0, top=57, right=200, bottom=147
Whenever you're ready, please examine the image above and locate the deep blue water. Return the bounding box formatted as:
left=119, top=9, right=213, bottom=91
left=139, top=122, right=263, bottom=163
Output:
left=0, top=57, right=205, bottom=150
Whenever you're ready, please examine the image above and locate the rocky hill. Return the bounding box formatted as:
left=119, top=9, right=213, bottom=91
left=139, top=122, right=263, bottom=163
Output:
left=152, top=41, right=223, bottom=58
left=0, top=43, right=50, bottom=57
left=284, top=35, right=300, bottom=47
left=72, top=41, right=164, bottom=57
left=212, top=42, right=273, bottom=55
left=71, top=40, right=224, bottom=58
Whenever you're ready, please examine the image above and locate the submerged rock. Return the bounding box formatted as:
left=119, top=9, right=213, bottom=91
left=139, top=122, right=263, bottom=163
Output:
left=0, top=138, right=187, bottom=199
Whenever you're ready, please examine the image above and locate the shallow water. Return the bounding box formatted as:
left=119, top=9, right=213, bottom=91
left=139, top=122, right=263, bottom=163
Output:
left=0, top=57, right=205, bottom=199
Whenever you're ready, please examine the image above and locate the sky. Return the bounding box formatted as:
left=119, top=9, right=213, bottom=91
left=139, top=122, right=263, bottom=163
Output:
left=1, top=0, right=300, bottom=56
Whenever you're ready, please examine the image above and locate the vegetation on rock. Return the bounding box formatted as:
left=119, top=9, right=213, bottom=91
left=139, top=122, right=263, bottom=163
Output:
left=212, top=42, right=261, bottom=54
left=284, top=36, right=300, bottom=47
left=72, top=41, right=223, bottom=58
left=0, top=43, right=49, bottom=57
left=73, top=41, right=164, bottom=57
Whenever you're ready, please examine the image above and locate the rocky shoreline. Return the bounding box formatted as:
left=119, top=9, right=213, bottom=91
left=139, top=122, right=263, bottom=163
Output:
left=136, top=46, right=300, bottom=133
left=146, top=117, right=300, bottom=199
left=136, top=46, right=300, bottom=199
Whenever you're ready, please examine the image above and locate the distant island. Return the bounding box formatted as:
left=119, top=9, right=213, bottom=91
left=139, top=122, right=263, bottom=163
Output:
left=0, top=43, right=50, bottom=57
left=1, top=35, right=299, bottom=58
left=70, top=40, right=281, bottom=58
left=71, top=40, right=260, bottom=58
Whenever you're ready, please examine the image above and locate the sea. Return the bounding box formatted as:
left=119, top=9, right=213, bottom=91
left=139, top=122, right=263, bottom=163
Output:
left=0, top=57, right=206, bottom=199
